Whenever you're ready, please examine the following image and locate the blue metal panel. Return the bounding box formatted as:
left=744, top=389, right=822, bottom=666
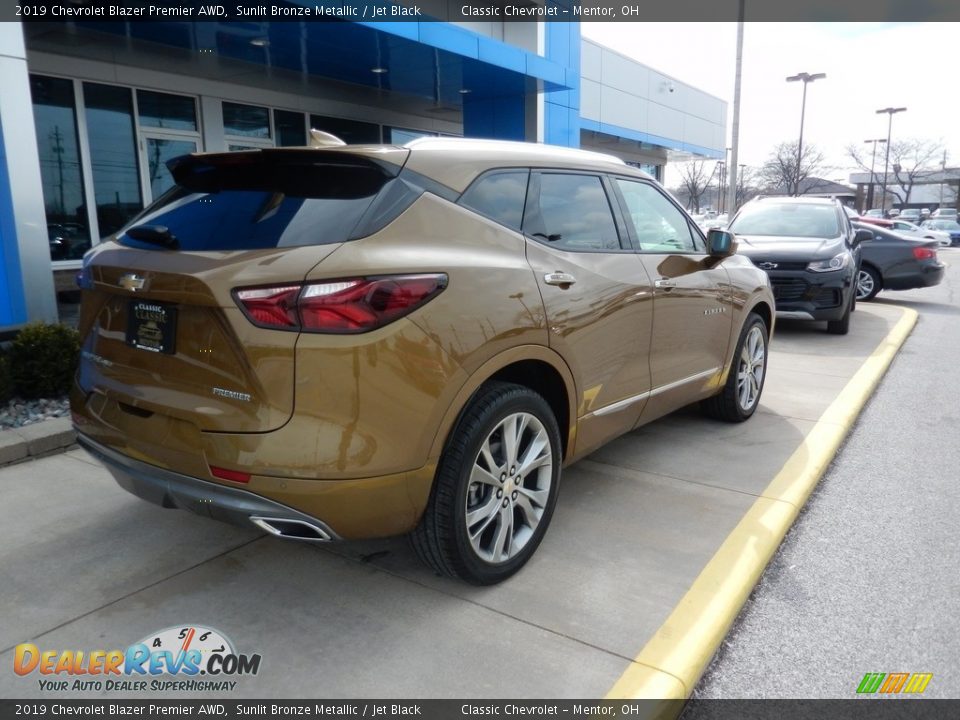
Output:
left=463, top=93, right=525, bottom=141
left=477, top=35, right=526, bottom=75
left=580, top=117, right=724, bottom=159
left=543, top=21, right=580, bottom=148
left=73, top=21, right=572, bottom=108
left=418, top=23, right=479, bottom=58
left=357, top=21, right=419, bottom=41
left=0, top=112, right=28, bottom=328
left=526, top=53, right=566, bottom=86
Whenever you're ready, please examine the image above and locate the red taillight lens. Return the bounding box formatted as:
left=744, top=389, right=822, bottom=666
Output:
left=912, top=247, right=937, bottom=260
left=210, top=466, right=251, bottom=484
left=234, top=274, right=447, bottom=333
left=234, top=285, right=301, bottom=329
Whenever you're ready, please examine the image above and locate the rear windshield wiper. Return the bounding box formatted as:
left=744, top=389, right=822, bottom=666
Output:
left=124, top=224, right=179, bottom=250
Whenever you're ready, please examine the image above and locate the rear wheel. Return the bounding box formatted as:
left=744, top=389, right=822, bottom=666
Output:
left=411, top=382, right=561, bottom=585
left=856, top=265, right=881, bottom=301
left=701, top=312, right=768, bottom=423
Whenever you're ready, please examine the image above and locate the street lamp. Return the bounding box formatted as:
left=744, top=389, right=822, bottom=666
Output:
left=786, top=72, right=826, bottom=195
left=864, top=138, right=886, bottom=212
left=716, top=161, right=725, bottom=213
left=876, top=107, right=907, bottom=213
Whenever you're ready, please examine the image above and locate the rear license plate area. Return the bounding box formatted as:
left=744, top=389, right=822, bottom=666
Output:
left=126, top=300, right=177, bottom=354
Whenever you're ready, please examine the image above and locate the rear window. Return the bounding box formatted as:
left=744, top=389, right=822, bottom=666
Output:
left=729, top=203, right=840, bottom=238
left=120, top=154, right=401, bottom=251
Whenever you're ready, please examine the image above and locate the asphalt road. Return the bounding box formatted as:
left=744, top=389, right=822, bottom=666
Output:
left=687, top=248, right=960, bottom=703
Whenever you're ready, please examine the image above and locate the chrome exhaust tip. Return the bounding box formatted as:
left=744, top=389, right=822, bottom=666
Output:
left=250, top=516, right=333, bottom=542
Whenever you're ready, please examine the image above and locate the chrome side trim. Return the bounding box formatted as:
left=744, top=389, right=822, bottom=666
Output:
left=585, top=367, right=721, bottom=419
left=649, top=367, right=721, bottom=398
left=590, top=390, right=651, bottom=418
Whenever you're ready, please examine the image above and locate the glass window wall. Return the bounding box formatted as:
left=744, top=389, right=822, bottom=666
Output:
left=29, top=75, right=91, bottom=261
left=83, top=82, right=143, bottom=238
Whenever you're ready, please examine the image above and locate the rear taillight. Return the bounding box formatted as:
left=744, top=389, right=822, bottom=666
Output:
left=234, top=286, right=300, bottom=328
left=234, top=274, right=447, bottom=333
left=912, top=247, right=937, bottom=260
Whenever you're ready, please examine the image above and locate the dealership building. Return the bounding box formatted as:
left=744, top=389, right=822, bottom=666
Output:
left=0, top=16, right=727, bottom=333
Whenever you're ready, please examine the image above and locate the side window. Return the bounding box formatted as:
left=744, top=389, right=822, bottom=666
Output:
left=459, top=170, right=529, bottom=231
left=528, top=173, right=621, bottom=251
left=615, top=178, right=699, bottom=253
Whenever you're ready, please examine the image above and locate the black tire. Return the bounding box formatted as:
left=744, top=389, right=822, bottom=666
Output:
left=827, top=289, right=854, bottom=335
left=701, top=312, right=768, bottom=423
left=855, top=265, right=881, bottom=301
left=410, top=381, right=562, bottom=585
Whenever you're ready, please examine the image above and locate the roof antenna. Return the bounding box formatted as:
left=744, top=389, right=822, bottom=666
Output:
left=308, top=129, right=346, bottom=147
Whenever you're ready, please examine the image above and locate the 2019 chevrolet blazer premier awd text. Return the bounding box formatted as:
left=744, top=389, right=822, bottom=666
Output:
left=71, top=138, right=775, bottom=584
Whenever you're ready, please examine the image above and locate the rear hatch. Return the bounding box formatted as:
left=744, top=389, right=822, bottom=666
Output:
left=76, top=147, right=409, bottom=433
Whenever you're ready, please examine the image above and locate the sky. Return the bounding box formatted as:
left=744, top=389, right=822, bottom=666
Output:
left=582, top=22, right=960, bottom=189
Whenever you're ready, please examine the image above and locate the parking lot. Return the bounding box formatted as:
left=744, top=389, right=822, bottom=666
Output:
left=0, top=285, right=924, bottom=700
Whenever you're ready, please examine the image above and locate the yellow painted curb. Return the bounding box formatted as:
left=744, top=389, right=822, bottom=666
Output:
left=605, top=306, right=918, bottom=713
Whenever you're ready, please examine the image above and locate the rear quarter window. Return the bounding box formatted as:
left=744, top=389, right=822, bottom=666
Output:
left=458, top=170, right=529, bottom=232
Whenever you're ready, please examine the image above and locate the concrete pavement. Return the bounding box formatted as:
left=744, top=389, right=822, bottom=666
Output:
left=688, top=249, right=960, bottom=702
left=0, top=301, right=910, bottom=699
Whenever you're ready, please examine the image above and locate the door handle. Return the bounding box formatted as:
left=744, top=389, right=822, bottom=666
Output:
left=654, top=278, right=677, bottom=289
left=544, top=272, right=576, bottom=286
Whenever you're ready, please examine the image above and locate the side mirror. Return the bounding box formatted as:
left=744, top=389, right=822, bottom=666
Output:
left=853, top=228, right=873, bottom=247
left=707, top=228, right=736, bottom=257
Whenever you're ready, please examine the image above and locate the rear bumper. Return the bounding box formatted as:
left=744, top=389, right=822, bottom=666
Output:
left=883, top=262, right=945, bottom=291
left=77, top=433, right=340, bottom=541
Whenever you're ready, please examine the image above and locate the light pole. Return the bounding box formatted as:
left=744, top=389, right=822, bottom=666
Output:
left=876, top=106, right=907, bottom=213
left=717, top=161, right=725, bottom=213
left=786, top=72, right=826, bottom=195
left=864, top=138, right=886, bottom=212
left=939, top=150, right=947, bottom=209
left=726, top=4, right=745, bottom=214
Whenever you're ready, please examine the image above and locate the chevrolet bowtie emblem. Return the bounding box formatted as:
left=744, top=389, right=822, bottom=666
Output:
left=757, top=262, right=779, bottom=270
left=118, top=273, right=146, bottom=292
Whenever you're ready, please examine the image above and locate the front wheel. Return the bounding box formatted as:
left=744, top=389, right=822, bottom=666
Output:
left=827, top=289, right=855, bottom=335
left=411, top=382, right=562, bottom=585
left=701, top=312, right=768, bottom=423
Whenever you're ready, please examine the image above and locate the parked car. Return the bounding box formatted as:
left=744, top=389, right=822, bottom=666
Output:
left=920, top=219, right=960, bottom=246
left=862, top=209, right=885, bottom=219
left=899, top=208, right=922, bottom=222
left=888, top=219, right=952, bottom=247
left=888, top=208, right=900, bottom=218
left=931, top=207, right=958, bottom=220
left=852, top=222, right=945, bottom=300
left=71, top=138, right=775, bottom=585
left=858, top=215, right=895, bottom=229
left=727, top=196, right=868, bottom=335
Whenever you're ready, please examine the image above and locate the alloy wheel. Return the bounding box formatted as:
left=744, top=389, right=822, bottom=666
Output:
left=737, top=326, right=765, bottom=412
left=856, top=269, right=875, bottom=300
left=464, top=412, right=554, bottom=564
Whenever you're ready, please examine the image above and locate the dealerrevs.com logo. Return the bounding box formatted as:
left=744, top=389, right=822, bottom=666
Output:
left=14, top=625, right=261, bottom=692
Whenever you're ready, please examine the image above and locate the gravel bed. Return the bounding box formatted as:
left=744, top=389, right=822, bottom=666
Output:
left=0, top=397, right=70, bottom=430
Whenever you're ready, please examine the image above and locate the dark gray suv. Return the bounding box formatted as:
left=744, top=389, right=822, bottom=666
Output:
left=727, top=197, right=870, bottom=335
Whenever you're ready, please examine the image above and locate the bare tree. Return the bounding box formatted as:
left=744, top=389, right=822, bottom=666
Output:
left=675, top=161, right=716, bottom=214
left=760, top=141, right=828, bottom=196
left=888, top=139, right=945, bottom=206
left=848, top=138, right=945, bottom=208
left=736, top=165, right=760, bottom=208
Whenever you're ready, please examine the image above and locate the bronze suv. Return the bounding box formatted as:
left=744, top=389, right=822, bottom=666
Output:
left=72, top=138, right=774, bottom=584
